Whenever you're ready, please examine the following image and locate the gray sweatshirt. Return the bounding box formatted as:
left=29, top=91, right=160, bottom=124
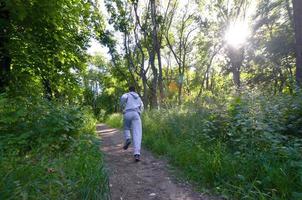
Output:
left=120, top=92, right=144, bottom=114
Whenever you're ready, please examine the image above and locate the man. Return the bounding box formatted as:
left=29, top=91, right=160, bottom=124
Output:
left=120, top=86, right=144, bottom=162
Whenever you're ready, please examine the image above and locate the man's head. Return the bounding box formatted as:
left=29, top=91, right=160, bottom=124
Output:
left=128, top=86, right=135, bottom=92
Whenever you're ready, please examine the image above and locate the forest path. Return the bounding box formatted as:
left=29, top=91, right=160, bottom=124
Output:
left=97, top=124, right=220, bottom=200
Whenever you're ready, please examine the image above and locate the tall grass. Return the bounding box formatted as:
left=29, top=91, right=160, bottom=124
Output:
left=105, top=113, right=123, bottom=129
left=0, top=135, right=109, bottom=199
left=106, top=92, right=302, bottom=200
left=142, top=93, right=302, bottom=200
left=0, top=95, right=109, bottom=199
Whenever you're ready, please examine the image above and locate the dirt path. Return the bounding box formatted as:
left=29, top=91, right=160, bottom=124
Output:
left=97, top=124, right=221, bottom=200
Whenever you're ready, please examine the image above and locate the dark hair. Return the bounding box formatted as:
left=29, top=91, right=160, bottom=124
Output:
left=128, top=86, right=135, bottom=92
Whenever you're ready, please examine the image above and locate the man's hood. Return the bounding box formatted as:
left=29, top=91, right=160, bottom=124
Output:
left=129, top=92, right=139, bottom=99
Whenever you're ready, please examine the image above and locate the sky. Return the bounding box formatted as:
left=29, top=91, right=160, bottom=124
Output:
left=87, top=38, right=110, bottom=58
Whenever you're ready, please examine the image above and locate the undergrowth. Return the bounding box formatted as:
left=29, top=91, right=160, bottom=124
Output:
left=0, top=94, right=109, bottom=199
left=106, top=92, right=302, bottom=200
left=105, top=113, right=123, bottom=129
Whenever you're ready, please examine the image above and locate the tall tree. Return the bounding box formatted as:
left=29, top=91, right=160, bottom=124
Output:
left=1, top=0, right=104, bottom=101
left=132, top=1, right=151, bottom=107
left=165, top=0, right=197, bottom=105
left=248, top=0, right=295, bottom=93
left=150, top=0, right=164, bottom=106
left=292, top=0, right=302, bottom=86
left=0, top=0, right=11, bottom=93
left=218, top=0, right=249, bottom=90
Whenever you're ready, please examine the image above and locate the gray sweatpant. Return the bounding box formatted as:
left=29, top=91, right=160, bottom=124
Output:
left=123, top=111, right=142, bottom=155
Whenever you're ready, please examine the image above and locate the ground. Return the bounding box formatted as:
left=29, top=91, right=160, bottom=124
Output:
left=97, top=124, right=222, bottom=200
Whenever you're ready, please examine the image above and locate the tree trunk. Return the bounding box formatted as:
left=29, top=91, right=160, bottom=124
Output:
left=0, top=55, right=11, bottom=92
left=285, top=0, right=294, bottom=27
left=149, top=49, right=158, bottom=109
left=150, top=0, right=163, bottom=106
left=228, top=47, right=244, bottom=90
left=292, top=0, right=302, bottom=86
left=178, top=80, right=183, bottom=105
left=0, top=2, right=11, bottom=93
left=132, top=2, right=149, bottom=108
left=142, top=73, right=148, bottom=109
left=156, top=45, right=164, bottom=105
left=232, top=65, right=241, bottom=89
left=124, top=33, right=140, bottom=90
left=140, top=50, right=148, bottom=108
left=139, top=46, right=149, bottom=109
left=42, top=78, right=53, bottom=100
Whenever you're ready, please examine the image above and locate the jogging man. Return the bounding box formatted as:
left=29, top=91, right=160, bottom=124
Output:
left=120, top=86, right=144, bottom=162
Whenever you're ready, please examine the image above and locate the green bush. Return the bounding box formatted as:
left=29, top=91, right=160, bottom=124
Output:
left=0, top=94, right=109, bottom=199
left=0, top=135, right=109, bottom=200
left=0, top=94, right=96, bottom=153
left=105, top=113, right=123, bottom=128
left=141, top=92, right=302, bottom=200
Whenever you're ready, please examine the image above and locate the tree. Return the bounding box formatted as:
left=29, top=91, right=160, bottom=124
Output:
left=214, top=0, right=249, bottom=90
left=1, top=0, right=104, bottom=101
left=104, top=0, right=153, bottom=107
left=247, top=0, right=295, bottom=93
left=165, top=0, right=197, bottom=105
left=0, top=0, right=11, bottom=93
left=292, top=0, right=302, bottom=86
left=105, top=0, right=173, bottom=108
left=150, top=0, right=164, bottom=105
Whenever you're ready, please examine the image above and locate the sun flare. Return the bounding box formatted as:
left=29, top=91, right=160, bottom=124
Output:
left=224, top=21, right=250, bottom=48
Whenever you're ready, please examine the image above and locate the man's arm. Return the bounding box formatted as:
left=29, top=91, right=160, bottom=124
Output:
left=120, top=94, right=128, bottom=111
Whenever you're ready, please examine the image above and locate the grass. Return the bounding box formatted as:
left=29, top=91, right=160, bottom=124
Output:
left=141, top=108, right=302, bottom=200
left=105, top=93, right=302, bottom=200
left=0, top=95, right=110, bottom=200
left=0, top=135, right=109, bottom=200
left=105, top=113, right=123, bottom=129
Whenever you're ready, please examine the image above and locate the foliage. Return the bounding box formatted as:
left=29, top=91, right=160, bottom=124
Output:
left=0, top=94, right=109, bottom=199
left=83, top=54, right=128, bottom=120
left=0, top=94, right=96, bottom=153
left=100, top=0, right=301, bottom=109
left=105, top=113, right=123, bottom=129
left=140, top=92, right=302, bottom=200
left=1, top=1, right=111, bottom=199
left=1, top=0, right=104, bottom=100
left=0, top=135, right=109, bottom=200
left=1, top=0, right=302, bottom=199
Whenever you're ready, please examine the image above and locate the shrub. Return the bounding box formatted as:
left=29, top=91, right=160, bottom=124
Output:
left=141, top=92, right=302, bottom=200
left=0, top=135, right=109, bottom=200
left=105, top=113, right=123, bottom=128
left=0, top=94, right=109, bottom=199
left=0, top=94, right=96, bottom=154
